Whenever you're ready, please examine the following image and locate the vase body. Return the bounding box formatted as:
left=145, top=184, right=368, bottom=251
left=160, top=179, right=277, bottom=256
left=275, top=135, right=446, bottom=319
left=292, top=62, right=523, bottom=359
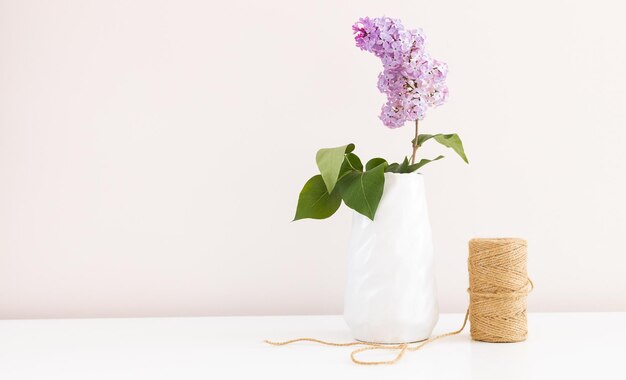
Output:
left=344, top=172, right=438, bottom=344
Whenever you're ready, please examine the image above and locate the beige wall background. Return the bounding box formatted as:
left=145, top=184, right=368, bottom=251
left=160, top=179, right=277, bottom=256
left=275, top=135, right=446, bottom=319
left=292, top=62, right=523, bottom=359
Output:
left=1, top=0, right=625, bottom=318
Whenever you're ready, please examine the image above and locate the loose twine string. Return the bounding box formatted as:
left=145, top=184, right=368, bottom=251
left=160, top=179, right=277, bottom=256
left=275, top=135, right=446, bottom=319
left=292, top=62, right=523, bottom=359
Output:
left=265, top=237, right=532, bottom=365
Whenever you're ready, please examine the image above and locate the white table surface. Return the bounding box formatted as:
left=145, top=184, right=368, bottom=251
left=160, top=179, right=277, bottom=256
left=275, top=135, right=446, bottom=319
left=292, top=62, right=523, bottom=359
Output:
left=0, top=313, right=624, bottom=379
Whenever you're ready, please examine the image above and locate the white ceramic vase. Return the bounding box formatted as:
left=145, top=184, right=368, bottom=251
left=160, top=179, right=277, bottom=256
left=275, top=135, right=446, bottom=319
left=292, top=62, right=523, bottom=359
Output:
left=344, top=172, right=438, bottom=344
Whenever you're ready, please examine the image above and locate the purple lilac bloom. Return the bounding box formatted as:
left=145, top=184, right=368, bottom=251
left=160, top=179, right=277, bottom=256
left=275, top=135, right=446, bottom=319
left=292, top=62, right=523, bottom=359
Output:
left=353, top=17, right=449, bottom=128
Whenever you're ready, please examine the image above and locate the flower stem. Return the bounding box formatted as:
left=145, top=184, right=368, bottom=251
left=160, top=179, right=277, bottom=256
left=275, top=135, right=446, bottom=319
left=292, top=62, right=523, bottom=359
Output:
left=410, top=119, right=419, bottom=165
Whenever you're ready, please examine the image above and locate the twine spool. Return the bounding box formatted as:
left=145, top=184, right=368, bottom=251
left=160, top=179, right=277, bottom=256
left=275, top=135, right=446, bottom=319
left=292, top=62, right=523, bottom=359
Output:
left=468, top=238, right=532, bottom=343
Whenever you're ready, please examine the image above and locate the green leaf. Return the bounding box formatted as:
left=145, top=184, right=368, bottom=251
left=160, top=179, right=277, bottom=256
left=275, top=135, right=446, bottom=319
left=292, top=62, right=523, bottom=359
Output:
left=338, top=153, right=363, bottom=181
left=293, top=175, right=342, bottom=221
left=414, top=134, right=468, bottom=163
left=338, top=160, right=352, bottom=179
left=336, top=163, right=385, bottom=220
left=407, top=155, right=444, bottom=172
left=345, top=153, right=363, bottom=171
left=366, top=158, right=387, bottom=171
left=395, top=157, right=410, bottom=173
left=315, top=143, right=355, bottom=193
left=433, top=134, right=469, bottom=163
left=385, top=163, right=399, bottom=173
left=415, top=134, right=435, bottom=146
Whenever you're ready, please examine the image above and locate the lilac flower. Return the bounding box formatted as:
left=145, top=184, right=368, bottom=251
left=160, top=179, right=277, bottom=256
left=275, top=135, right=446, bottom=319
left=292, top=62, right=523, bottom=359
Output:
left=353, top=17, right=448, bottom=128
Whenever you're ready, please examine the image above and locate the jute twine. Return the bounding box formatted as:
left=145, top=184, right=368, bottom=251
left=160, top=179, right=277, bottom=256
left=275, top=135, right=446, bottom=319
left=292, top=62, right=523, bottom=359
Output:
left=265, top=238, right=532, bottom=365
left=468, top=238, right=533, bottom=343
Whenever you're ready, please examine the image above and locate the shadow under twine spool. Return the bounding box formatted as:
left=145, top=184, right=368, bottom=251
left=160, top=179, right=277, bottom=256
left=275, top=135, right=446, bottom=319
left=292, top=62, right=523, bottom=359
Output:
left=468, top=238, right=533, bottom=343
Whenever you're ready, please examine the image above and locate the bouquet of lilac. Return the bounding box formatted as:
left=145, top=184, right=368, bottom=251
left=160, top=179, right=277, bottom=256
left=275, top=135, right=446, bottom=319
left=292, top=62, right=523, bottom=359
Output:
left=294, top=17, right=468, bottom=221
left=353, top=17, right=448, bottom=128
